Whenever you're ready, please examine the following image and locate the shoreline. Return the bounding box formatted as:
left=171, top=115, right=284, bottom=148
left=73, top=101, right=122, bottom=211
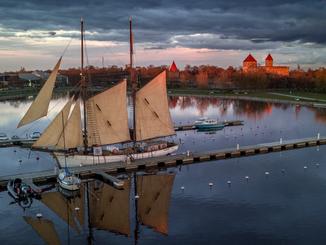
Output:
left=1, top=87, right=326, bottom=108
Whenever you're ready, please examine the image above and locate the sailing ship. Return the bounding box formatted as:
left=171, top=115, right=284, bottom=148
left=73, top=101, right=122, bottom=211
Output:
left=17, top=18, right=178, bottom=168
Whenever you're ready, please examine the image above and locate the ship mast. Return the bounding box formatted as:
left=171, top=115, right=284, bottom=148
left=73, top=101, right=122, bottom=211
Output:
left=130, top=16, right=137, bottom=145
left=81, top=18, right=88, bottom=153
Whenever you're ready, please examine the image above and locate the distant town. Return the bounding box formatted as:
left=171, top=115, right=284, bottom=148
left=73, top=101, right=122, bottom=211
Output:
left=0, top=54, right=325, bottom=92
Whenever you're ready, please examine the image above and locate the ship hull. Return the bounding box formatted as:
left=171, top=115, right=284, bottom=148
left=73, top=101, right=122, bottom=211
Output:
left=54, top=144, right=179, bottom=168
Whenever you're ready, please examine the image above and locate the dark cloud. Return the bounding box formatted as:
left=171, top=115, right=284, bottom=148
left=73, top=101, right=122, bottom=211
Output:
left=0, top=0, right=325, bottom=50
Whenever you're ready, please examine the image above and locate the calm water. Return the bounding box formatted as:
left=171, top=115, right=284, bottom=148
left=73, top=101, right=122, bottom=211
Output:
left=1, top=95, right=326, bottom=244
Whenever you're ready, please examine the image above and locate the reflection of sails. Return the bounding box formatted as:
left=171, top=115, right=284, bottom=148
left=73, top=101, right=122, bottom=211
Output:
left=89, top=179, right=131, bottom=236
left=137, top=173, right=175, bottom=235
left=41, top=187, right=84, bottom=233
left=23, top=216, right=61, bottom=245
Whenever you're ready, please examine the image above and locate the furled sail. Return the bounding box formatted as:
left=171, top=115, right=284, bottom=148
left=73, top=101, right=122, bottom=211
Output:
left=32, top=99, right=73, bottom=149
left=56, top=99, right=83, bottom=149
left=137, top=173, right=175, bottom=235
left=86, top=80, right=130, bottom=146
left=135, top=71, right=175, bottom=141
left=23, top=216, right=61, bottom=245
left=17, top=57, right=62, bottom=128
left=89, top=180, right=131, bottom=236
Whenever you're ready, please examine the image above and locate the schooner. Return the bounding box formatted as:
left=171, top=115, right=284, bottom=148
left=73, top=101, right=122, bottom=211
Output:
left=17, top=18, right=178, bottom=168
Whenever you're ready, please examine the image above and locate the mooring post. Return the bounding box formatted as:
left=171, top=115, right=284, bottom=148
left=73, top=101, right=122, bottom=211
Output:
left=236, top=144, right=239, bottom=150
left=317, top=133, right=320, bottom=140
left=280, top=138, right=283, bottom=144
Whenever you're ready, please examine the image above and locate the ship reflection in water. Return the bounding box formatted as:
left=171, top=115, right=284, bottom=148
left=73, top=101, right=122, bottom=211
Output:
left=22, top=172, right=175, bottom=244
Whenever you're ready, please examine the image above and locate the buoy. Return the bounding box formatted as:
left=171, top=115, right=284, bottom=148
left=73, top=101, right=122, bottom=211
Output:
left=281, top=169, right=285, bottom=173
left=14, top=150, right=16, bottom=153
left=181, top=186, right=185, bottom=190
left=36, top=213, right=43, bottom=218
left=227, top=180, right=231, bottom=185
left=304, top=166, right=307, bottom=169
left=316, top=163, right=320, bottom=167
left=209, top=182, right=213, bottom=187
left=135, top=195, right=140, bottom=199
left=36, top=157, right=39, bottom=160
left=265, top=171, right=270, bottom=175
left=245, top=176, right=249, bottom=180
left=75, top=207, right=80, bottom=211
left=19, top=159, right=22, bottom=163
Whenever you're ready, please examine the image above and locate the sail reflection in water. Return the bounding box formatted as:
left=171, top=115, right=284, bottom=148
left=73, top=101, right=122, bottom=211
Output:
left=24, top=216, right=61, bottom=245
left=89, top=179, right=131, bottom=236
left=137, top=173, right=175, bottom=235
left=23, top=173, right=175, bottom=243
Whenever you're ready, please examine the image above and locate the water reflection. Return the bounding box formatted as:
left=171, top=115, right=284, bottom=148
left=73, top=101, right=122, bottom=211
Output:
left=18, top=172, right=175, bottom=244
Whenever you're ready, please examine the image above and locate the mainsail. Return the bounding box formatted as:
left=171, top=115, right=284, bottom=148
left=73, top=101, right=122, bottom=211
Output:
left=137, top=173, right=175, bottom=235
left=17, top=57, right=62, bottom=128
left=56, top=99, right=83, bottom=149
left=135, top=71, right=175, bottom=141
left=32, top=99, right=73, bottom=149
left=23, top=216, right=61, bottom=245
left=89, top=180, right=131, bottom=236
left=86, top=80, right=130, bottom=146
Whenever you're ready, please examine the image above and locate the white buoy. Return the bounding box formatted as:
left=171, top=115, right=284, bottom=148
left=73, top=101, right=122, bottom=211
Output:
left=181, top=186, right=185, bottom=190
left=227, top=180, right=231, bottom=185
left=245, top=176, right=249, bottom=180
left=265, top=171, right=270, bottom=175
left=36, top=213, right=43, bottom=219
left=304, top=166, right=307, bottom=169
left=316, top=163, right=320, bottom=167
left=209, top=182, right=213, bottom=187
left=135, top=195, right=140, bottom=199
left=75, top=207, right=80, bottom=212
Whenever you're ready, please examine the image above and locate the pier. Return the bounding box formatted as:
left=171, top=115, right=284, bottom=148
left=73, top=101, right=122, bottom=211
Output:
left=0, top=136, right=324, bottom=189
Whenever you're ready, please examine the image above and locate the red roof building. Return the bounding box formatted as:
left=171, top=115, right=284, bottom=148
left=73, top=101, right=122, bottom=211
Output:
left=242, top=53, right=289, bottom=76
left=169, top=61, right=178, bottom=72
left=243, top=54, right=257, bottom=72
left=265, top=54, right=273, bottom=67
left=243, top=54, right=257, bottom=63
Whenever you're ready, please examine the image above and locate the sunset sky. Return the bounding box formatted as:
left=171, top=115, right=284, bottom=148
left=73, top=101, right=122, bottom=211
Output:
left=0, top=0, right=325, bottom=71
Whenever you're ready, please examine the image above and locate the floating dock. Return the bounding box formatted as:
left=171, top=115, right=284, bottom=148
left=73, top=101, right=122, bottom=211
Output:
left=0, top=136, right=324, bottom=189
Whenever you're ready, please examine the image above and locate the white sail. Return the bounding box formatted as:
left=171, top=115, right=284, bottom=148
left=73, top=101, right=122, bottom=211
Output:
left=17, top=57, right=62, bottom=128
left=135, top=71, right=175, bottom=141
left=56, top=99, right=83, bottom=149
left=23, top=216, right=61, bottom=245
left=86, top=80, right=130, bottom=146
left=32, top=99, right=73, bottom=149
left=137, top=173, right=175, bottom=235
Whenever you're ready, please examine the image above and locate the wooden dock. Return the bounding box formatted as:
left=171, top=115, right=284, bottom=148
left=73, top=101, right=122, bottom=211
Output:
left=0, top=136, right=325, bottom=189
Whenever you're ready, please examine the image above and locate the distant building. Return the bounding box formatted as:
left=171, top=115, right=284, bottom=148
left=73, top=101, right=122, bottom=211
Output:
left=243, top=54, right=289, bottom=76
left=243, top=54, right=257, bottom=73
left=169, top=61, right=178, bottom=72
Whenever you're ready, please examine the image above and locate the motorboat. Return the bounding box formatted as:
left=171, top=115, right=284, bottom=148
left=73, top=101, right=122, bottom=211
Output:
left=194, top=118, right=225, bottom=130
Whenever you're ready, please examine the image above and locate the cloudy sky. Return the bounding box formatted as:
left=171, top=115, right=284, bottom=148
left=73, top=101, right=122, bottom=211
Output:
left=0, top=0, right=325, bottom=71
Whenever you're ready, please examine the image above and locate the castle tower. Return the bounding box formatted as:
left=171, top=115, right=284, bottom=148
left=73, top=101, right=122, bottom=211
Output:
left=265, top=54, right=273, bottom=67
left=243, top=54, right=257, bottom=73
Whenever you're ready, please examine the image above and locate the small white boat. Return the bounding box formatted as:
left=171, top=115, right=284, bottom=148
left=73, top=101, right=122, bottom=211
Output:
left=57, top=169, right=81, bottom=191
